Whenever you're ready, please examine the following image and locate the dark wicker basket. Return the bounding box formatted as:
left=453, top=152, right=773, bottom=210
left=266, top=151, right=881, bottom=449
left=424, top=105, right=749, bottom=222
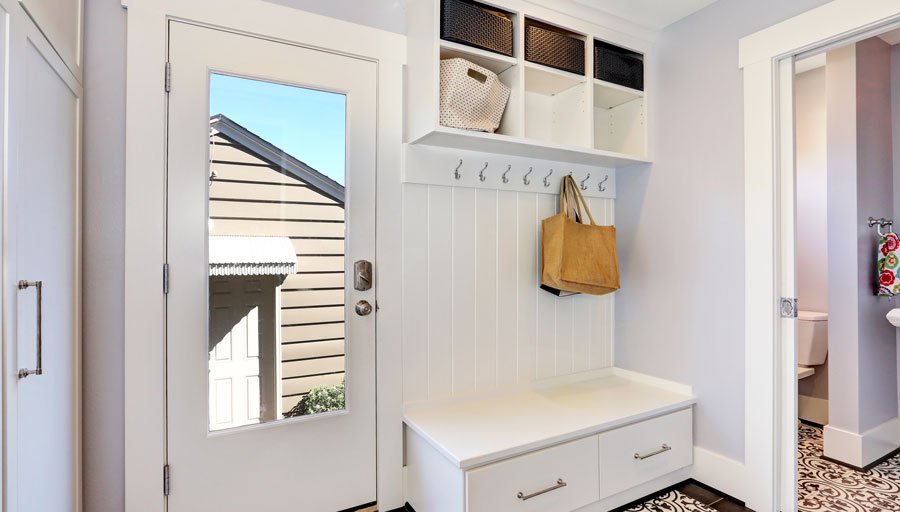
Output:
left=594, top=42, right=643, bottom=91
left=441, top=0, right=513, bottom=57
left=525, top=24, right=585, bottom=76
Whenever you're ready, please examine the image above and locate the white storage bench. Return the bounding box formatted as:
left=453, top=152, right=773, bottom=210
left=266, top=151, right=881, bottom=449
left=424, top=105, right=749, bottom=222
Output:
left=403, top=369, right=696, bottom=512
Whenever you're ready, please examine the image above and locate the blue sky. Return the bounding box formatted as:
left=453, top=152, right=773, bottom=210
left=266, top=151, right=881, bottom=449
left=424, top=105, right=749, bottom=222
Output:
left=210, top=73, right=346, bottom=185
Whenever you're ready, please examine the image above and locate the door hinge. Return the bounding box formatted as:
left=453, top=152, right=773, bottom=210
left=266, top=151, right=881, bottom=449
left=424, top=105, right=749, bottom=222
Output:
left=164, top=61, right=172, bottom=93
left=163, top=263, right=170, bottom=295
left=780, top=297, right=798, bottom=318
left=163, top=464, right=170, bottom=496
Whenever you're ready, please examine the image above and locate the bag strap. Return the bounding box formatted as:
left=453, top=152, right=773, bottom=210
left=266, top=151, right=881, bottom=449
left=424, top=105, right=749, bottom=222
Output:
left=559, top=176, right=581, bottom=221
left=568, top=176, right=597, bottom=226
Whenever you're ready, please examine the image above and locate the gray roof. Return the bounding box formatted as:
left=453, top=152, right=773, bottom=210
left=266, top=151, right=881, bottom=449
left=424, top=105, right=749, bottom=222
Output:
left=209, top=114, right=345, bottom=205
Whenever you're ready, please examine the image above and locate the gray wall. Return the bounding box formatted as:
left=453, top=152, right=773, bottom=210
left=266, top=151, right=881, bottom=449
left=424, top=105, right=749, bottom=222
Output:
left=83, top=0, right=126, bottom=510
left=852, top=38, right=897, bottom=433
left=614, top=0, right=831, bottom=462
left=795, top=67, right=829, bottom=408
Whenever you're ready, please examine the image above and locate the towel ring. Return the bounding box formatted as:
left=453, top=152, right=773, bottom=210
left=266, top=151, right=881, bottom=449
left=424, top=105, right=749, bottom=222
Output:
left=869, top=217, right=894, bottom=238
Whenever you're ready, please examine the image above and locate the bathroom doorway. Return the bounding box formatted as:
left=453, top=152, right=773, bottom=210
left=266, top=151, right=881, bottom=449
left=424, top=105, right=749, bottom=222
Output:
left=790, top=31, right=900, bottom=512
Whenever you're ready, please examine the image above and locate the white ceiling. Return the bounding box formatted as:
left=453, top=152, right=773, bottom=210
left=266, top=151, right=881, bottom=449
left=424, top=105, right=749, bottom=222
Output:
left=568, top=0, right=721, bottom=31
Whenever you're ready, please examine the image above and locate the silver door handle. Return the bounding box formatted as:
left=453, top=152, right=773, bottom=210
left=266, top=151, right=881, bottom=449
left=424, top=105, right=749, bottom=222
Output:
left=634, top=444, right=671, bottom=460
left=516, top=479, right=567, bottom=501
left=17, top=280, right=43, bottom=379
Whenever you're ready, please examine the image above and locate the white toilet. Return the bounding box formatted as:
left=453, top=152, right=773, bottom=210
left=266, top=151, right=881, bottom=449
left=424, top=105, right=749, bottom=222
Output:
left=798, top=311, right=828, bottom=379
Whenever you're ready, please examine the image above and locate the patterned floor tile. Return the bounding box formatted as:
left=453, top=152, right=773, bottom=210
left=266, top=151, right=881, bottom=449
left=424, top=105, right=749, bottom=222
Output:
left=626, top=491, right=718, bottom=512
left=799, top=423, right=900, bottom=512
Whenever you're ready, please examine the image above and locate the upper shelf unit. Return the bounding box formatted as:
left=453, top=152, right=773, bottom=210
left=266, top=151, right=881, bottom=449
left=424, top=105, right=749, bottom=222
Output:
left=406, top=0, right=652, bottom=169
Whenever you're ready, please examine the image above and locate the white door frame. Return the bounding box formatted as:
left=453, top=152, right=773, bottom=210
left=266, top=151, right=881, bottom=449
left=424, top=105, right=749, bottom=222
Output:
left=740, top=1, right=900, bottom=511
left=121, top=1, right=405, bottom=509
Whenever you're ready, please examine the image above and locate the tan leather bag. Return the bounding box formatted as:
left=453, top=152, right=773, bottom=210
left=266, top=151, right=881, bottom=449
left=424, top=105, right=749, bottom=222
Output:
left=541, top=176, right=620, bottom=295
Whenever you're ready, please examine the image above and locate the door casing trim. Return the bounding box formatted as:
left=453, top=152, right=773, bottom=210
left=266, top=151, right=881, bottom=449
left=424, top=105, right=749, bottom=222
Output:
left=740, top=1, right=900, bottom=510
left=122, top=1, right=405, bottom=509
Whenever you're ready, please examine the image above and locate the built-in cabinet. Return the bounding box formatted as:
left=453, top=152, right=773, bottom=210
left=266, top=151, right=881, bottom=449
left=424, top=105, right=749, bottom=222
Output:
left=1, top=0, right=82, bottom=511
left=406, top=0, right=650, bottom=168
left=404, top=370, right=695, bottom=512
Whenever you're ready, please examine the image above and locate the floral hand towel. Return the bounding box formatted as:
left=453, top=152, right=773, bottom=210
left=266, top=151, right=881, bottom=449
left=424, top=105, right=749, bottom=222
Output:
left=878, top=232, right=900, bottom=297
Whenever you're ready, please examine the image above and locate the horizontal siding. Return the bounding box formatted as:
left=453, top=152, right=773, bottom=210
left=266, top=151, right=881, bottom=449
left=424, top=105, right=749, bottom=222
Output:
left=211, top=180, right=340, bottom=204
left=210, top=218, right=345, bottom=238
left=209, top=137, right=346, bottom=415
left=210, top=200, right=345, bottom=221
left=282, top=339, right=345, bottom=361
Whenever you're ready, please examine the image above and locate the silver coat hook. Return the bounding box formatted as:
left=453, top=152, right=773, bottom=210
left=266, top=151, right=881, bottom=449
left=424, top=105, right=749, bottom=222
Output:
left=598, top=174, right=609, bottom=192
left=453, top=159, right=463, bottom=181
left=580, top=173, right=591, bottom=191
left=543, top=169, right=554, bottom=188
left=479, top=162, right=488, bottom=182
left=502, top=165, right=512, bottom=184
left=523, top=167, right=533, bottom=186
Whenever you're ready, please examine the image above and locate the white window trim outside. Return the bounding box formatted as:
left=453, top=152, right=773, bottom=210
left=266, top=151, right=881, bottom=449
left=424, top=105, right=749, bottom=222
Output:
left=121, top=1, right=406, bottom=509
left=740, top=2, right=900, bottom=511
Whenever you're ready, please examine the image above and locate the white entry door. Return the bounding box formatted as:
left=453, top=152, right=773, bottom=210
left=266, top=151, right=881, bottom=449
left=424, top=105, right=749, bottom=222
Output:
left=3, top=3, right=81, bottom=511
left=166, top=21, right=377, bottom=511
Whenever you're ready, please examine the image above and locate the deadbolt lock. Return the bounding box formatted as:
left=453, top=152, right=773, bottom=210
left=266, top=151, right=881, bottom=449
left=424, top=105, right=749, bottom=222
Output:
left=354, top=260, right=373, bottom=291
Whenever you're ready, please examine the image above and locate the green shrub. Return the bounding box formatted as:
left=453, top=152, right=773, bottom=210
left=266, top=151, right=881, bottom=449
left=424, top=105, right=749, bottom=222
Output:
left=285, top=380, right=345, bottom=417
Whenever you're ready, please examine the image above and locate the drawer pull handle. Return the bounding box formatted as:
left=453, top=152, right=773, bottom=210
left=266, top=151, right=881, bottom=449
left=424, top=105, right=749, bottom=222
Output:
left=634, top=444, right=671, bottom=460
left=516, top=479, right=567, bottom=501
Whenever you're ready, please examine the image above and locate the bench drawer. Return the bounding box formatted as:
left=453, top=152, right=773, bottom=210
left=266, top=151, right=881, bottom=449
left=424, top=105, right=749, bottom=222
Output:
left=466, top=436, right=600, bottom=512
left=598, top=408, right=693, bottom=498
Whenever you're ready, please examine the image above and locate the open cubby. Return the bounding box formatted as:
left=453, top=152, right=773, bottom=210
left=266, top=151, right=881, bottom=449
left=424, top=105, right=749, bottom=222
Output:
left=409, top=0, right=651, bottom=168
left=524, top=62, right=589, bottom=147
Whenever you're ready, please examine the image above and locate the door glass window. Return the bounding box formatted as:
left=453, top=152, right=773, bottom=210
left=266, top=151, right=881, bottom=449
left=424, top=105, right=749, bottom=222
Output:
left=207, top=73, right=347, bottom=431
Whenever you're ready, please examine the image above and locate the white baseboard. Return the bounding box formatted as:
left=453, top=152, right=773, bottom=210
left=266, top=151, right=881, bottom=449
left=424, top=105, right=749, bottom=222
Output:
left=691, top=447, right=746, bottom=501
left=824, top=416, right=900, bottom=468
left=798, top=395, right=828, bottom=425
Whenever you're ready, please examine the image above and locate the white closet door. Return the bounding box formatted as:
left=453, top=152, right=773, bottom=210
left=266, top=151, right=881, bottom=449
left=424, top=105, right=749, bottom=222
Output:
left=3, top=2, right=82, bottom=511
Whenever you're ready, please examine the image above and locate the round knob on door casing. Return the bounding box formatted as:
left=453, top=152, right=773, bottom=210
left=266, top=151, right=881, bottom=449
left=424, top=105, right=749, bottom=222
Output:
left=355, top=300, right=373, bottom=316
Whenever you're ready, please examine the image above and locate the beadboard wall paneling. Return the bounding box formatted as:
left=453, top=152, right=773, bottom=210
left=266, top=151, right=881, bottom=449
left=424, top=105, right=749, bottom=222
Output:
left=401, top=184, right=615, bottom=404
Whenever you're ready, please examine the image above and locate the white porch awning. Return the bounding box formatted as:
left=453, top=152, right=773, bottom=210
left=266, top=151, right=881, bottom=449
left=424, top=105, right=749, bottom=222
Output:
left=209, top=236, right=296, bottom=277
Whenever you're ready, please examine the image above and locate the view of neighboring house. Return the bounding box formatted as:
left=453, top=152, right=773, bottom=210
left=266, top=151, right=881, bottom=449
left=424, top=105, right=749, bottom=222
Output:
left=207, top=114, right=346, bottom=430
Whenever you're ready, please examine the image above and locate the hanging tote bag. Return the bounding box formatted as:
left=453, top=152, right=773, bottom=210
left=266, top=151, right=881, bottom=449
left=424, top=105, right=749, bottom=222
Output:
left=439, top=58, right=511, bottom=133
left=542, top=176, right=620, bottom=295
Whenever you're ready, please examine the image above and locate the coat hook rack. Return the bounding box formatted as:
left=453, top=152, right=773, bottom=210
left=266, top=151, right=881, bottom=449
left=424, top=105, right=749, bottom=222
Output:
left=523, top=167, right=533, bottom=186
left=502, top=165, right=511, bottom=184
left=543, top=169, right=554, bottom=188
left=598, top=174, right=609, bottom=192
left=453, top=159, right=463, bottom=181
left=478, top=162, right=488, bottom=182
left=580, top=173, right=591, bottom=191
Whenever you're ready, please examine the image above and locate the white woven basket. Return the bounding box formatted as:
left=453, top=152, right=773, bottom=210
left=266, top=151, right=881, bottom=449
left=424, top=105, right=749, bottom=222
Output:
left=439, top=58, right=511, bottom=133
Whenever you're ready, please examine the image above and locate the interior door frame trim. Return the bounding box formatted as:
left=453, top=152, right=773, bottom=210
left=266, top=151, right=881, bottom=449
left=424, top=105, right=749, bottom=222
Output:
left=122, top=1, right=405, bottom=509
left=740, top=1, right=900, bottom=510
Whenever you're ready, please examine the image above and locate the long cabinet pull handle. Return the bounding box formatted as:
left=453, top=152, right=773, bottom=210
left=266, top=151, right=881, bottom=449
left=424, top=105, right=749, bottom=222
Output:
left=516, top=478, right=567, bottom=501
left=17, top=280, right=43, bottom=379
left=634, top=444, right=671, bottom=460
